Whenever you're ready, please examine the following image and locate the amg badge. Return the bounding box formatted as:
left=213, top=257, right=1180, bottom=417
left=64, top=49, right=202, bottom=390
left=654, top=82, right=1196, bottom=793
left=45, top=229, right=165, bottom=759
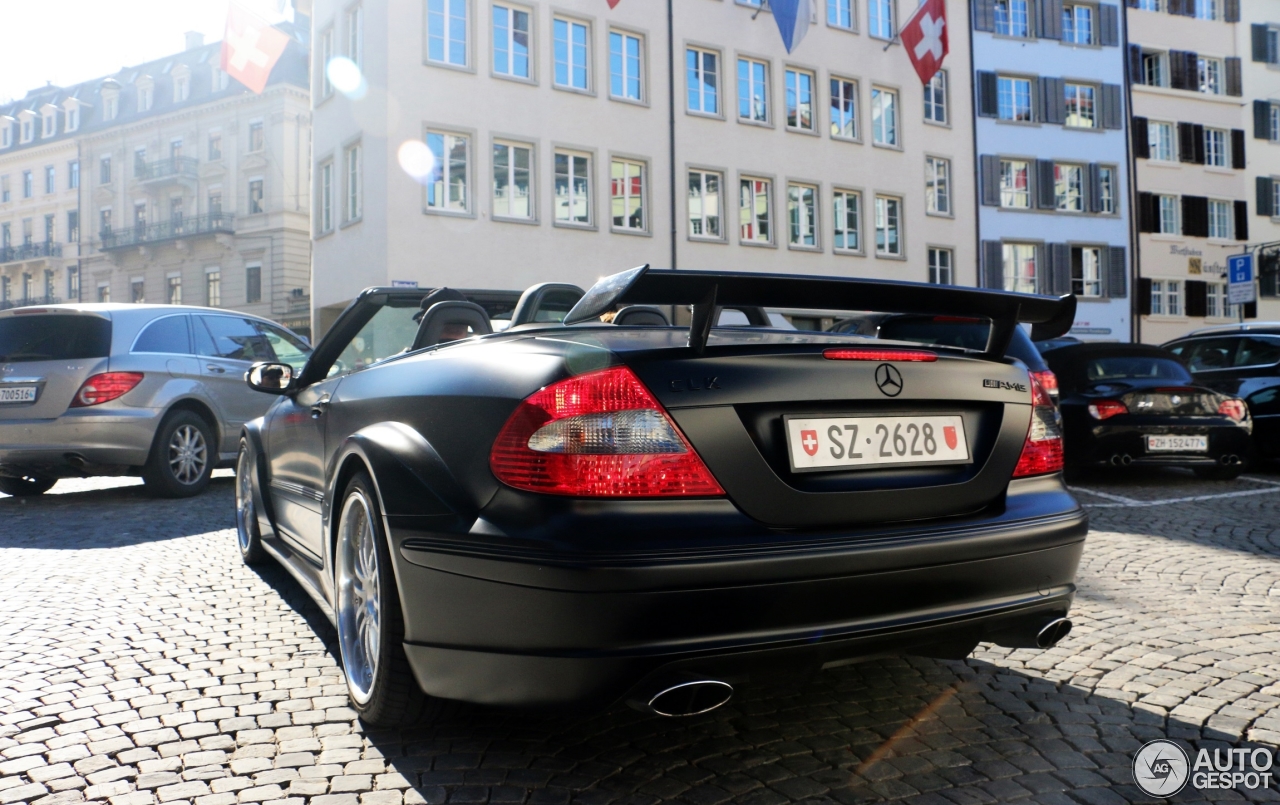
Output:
left=984, top=378, right=1028, bottom=392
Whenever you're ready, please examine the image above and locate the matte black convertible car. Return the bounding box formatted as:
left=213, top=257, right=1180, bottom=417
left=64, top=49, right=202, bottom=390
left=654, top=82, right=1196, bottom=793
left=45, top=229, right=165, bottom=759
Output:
left=235, top=267, right=1086, bottom=724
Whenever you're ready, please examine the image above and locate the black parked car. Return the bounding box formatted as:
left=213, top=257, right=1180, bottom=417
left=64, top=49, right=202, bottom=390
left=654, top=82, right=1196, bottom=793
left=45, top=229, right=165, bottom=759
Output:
left=235, top=268, right=1085, bottom=724
left=1041, top=342, right=1252, bottom=479
left=1163, top=324, right=1280, bottom=459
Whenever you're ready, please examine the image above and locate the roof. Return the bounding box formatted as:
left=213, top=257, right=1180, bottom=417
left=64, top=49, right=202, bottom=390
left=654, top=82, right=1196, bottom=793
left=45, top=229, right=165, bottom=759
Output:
left=1178, top=322, right=1280, bottom=338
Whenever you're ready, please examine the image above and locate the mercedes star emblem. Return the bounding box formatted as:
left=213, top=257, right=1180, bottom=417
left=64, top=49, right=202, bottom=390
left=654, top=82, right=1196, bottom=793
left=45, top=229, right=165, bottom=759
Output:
left=875, top=363, right=904, bottom=397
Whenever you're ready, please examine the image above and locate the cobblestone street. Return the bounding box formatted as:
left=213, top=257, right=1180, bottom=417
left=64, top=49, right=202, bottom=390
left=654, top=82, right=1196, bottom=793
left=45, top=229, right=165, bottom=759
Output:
left=2, top=470, right=1278, bottom=805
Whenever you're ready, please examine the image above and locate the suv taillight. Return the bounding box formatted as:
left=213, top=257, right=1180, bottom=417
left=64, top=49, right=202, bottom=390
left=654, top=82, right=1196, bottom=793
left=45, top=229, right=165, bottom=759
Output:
left=1013, top=374, right=1064, bottom=478
left=70, top=372, right=144, bottom=407
left=490, top=365, right=724, bottom=497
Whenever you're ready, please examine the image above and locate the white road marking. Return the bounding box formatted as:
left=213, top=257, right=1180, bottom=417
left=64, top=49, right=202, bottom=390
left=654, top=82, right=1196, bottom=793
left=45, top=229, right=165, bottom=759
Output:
left=1070, top=481, right=1280, bottom=508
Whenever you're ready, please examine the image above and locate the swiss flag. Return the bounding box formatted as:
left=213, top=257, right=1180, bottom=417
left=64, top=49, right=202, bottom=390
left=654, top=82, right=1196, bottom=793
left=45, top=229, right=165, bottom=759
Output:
left=900, top=0, right=949, bottom=86
left=221, top=3, right=291, bottom=94
left=608, top=0, right=621, bottom=7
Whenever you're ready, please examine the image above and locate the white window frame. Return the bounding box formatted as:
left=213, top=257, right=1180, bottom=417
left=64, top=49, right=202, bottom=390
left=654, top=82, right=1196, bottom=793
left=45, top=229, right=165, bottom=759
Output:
left=1000, top=159, right=1031, bottom=209
left=1054, top=163, right=1085, bottom=213
left=832, top=188, right=861, bottom=254
left=553, top=149, right=593, bottom=228
left=874, top=194, right=902, bottom=257
left=1149, top=121, right=1175, bottom=163
left=318, top=160, right=334, bottom=234
left=608, top=29, right=644, bottom=103
left=344, top=142, right=363, bottom=223
left=826, top=0, right=855, bottom=31
left=829, top=76, right=858, bottom=141
left=319, top=26, right=335, bottom=98
left=1098, top=166, right=1116, bottom=214
left=737, top=56, right=770, bottom=125
left=686, top=46, right=721, bottom=117
left=166, top=272, right=183, bottom=306
left=924, top=70, right=947, bottom=125
left=1198, top=56, right=1222, bottom=95
left=1150, top=279, right=1182, bottom=316
left=426, top=0, right=471, bottom=68
left=1157, top=194, right=1179, bottom=234
left=868, top=0, right=894, bottom=40
left=871, top=87, right=898, bottom=147
left=1204, top=128, right=1228, bottom=168
left=786, top=182, right=819, bottom=250
left=785, top=67, right=817, bottom=133
left=205, top=267, right=222, bottom=308
left=347, top=3, right=364, bottom=67
left=610, top=157, right=648, bottom=234
left=247, top=177, right=265, bottom=215
left=492, top=3, right=533, bottom=81
left=1064, top=82, right=1096, bottom=129
left=42, top=112, right=56, bottom=137
left=926, top=156, right=951, bottom=216
left=425, top=130, right=472, bottom=215
left=1071, top=245, right=1103, bottom=297
left=492, top=139, right=535, bottom=222
left=994, top=0, right=1031, bottom=37
left=1208, top=198, right=1232, bottom=240
left=687, top=168, right=725, bottom=242
left=1142, top=51, right=1165, bottom=87
left=553, top=17, right=591, bottom=92
left=738, top=175, right=773, bottom=246
left=1062, top=3, right=1094, bottom=45
left=928, top=247, right=953, bottom=284
left=1003, top=243, right=1038, bottom=294
left=997, top=76, right=1033, bottom=122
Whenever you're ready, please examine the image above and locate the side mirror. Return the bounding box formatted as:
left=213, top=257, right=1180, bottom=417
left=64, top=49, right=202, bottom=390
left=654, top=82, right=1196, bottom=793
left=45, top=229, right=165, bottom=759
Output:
left=246, top=362, right=296, bottom=394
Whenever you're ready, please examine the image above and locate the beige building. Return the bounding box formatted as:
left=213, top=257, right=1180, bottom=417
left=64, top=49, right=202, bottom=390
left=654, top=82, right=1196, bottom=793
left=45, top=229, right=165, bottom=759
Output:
left=0, top=28, right=314, bottom=337
left=310, top=0, right=975, bottom=333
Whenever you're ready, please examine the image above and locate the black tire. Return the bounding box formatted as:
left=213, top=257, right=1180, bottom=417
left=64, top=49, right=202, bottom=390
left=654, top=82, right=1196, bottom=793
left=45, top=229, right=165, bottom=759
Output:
left=142, top=410, right=215, bottom=498
left=0, top=475, right=56, bottom=497
left=1193, top=464, right=1244, bottom=481
left=235, top=439, right=268, bottom=565
left=334, top=471, right=441, bottom=727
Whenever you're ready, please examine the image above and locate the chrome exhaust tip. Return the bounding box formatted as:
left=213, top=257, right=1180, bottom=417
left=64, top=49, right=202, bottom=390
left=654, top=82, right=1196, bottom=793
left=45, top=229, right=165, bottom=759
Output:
left=1036, top=617, right=1073, bottom=649
left=1221, top=454, right=1240, bottom=466
left=1121, top=454, right=1132, bottom=466
left=628, top=678, right=734, bottom=717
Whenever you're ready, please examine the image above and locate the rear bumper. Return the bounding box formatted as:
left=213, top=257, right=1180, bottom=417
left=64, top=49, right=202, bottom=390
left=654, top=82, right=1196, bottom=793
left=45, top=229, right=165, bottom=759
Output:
left=0, top=408, right=159, bottom=477
left=1068, top=421, right=1253, bottom=467
left=387, top=475, right=1087, bottom=708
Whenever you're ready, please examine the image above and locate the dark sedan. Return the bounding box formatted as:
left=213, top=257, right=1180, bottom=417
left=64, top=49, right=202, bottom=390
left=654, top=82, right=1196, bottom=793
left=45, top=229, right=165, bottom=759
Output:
left=235, top=268, right=1086, bottom=725
left=1041, top=343, right=1252, bottom=479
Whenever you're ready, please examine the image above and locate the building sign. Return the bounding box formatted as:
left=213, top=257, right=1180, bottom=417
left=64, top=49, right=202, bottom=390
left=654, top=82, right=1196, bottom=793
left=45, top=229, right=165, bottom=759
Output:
left=1188, top=257, right=1202, bottom=275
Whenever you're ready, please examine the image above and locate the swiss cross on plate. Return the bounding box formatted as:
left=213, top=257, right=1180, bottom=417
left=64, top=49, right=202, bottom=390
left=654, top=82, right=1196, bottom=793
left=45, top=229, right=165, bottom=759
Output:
left=801, top=430, right=819, bottom=456
left=901, top=0, right=949, bottom=85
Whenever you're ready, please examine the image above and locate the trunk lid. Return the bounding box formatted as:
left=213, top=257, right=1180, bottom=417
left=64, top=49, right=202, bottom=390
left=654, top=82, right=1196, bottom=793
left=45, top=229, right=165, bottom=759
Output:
left=0, top=311, right=112, bottom=420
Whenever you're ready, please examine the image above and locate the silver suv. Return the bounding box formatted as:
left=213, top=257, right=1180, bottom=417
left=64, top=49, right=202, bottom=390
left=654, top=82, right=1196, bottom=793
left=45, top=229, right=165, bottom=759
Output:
left=0, top=304, right=310, bottom=497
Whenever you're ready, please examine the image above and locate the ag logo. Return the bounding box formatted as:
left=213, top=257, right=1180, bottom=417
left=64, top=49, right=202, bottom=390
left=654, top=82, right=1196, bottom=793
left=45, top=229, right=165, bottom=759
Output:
left=1132, top=739, right=1190, bottom=797
left=875, top=364, right=903, bottom=397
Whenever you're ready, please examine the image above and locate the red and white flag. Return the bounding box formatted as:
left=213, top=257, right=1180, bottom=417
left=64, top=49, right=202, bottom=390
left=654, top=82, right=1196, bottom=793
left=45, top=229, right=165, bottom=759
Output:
left=221, top=3, right=291, bottom=94
left=901, top=0, right=949, bottom=85
left=607, top=0, right=621, bottom=7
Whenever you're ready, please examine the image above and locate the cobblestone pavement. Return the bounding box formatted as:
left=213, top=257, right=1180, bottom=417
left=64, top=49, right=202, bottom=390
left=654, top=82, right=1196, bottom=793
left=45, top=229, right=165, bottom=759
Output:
left=2, top=468, right=1279, bottom=805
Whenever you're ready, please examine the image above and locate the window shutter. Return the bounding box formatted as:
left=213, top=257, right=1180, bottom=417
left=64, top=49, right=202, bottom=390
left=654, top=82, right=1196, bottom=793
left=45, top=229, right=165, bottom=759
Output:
left=1088, top=164, right=1103, bottom=213
left=980, top=155, right=1001, bottom=206
left=1035, top=243, right=1049, bottom=294
left=1108, top=247, right=1128, bottom=298
left=1232, top=129, right=1246, bottom=169
left=1235, top=200, right=1249, bottom=241
left=1258, top=177, right=1275, bottom=217
left=1226, top=58, right=1243, bottom=97
left=1125, top=0, right=1137, bottom=6
left=1169, top=51, right=1187, bottom=90
left=1037, top=0, right=1064, bottom=40
left=1182, top=195, right=1208, bottom=237
left=1049, top=243, right=1071, bottom=295
left=1185, top=280, right=1208, bottom=318
left=1138, top=278, right=1153, bottom=315
left=1224, top=0, right=1239, bottom=24
left=982, top=241, right=1005, bottom=289
left=974, top=0, right=996, bottom=32
left=1039, top=77, right=1065, bottom=124
left=977, top=71, right=999, bottom=117
left=1128, top=44, right=1143, bottom=84
left=1036, top=160, right=1058, bottom=209
left=1193, top=124, right=1206, bottom=165
left=1255, top=100, right=1271, bottom=139
left=1166, top=0, right=1184, bottom=14
left=1253, top=24, right=1270, bottom=62
left=1132, top=116, right=1150, bottom=158
left=1101, top=84, right=1123, bottom=129
left=1137, top=191, right=1156, bottom=232
left=1099, top=4, right=1120, bottom=46
left=1245, top=301, right=1258, bottom=319
left=1178, top=122, right=1197, bottom=163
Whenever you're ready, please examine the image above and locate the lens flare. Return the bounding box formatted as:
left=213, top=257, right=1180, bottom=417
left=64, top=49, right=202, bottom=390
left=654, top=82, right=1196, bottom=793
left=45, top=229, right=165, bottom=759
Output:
left=326, top=57, right=367, bottom=99
left=397, top=140, right=436, bottom=184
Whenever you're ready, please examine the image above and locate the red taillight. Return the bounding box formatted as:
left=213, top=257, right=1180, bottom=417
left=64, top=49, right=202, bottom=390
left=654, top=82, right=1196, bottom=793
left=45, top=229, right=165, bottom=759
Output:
left=1087, top=400, right=1128, bottom=420
left=1013, top=375, right=1064, bottom=478
left=490, top=365, right=724, bottom=497
left=823, top=348, right=937, bottom=362
left=1219, top=398, right=1248, bottom=421
left=70, top=372, right=144, bottom=407
left=1030, top=369, right=1058, bottom=400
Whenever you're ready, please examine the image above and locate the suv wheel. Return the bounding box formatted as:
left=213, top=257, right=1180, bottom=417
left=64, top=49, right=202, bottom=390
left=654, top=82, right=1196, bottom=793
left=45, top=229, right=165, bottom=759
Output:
left=0, top=475, right=57, bottom=497
left=143, top=410, right=215, bottom=498
left=236, top=440, right=267, bottom=564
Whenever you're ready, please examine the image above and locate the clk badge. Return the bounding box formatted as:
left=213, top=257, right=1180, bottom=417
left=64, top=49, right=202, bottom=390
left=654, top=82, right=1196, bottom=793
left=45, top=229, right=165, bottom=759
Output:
left=875, top=364, right=903, bottom=397
left=800, top=429, right=819, bottom=456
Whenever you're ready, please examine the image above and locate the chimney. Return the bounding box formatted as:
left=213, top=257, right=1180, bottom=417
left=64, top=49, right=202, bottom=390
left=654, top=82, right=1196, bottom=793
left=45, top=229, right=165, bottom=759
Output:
left=185, top=31, right=204, bottom=51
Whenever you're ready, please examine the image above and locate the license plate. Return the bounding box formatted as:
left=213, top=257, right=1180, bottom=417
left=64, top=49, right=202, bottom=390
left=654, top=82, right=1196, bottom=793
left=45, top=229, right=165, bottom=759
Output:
left=0, top=386, right=37, bottom=404
left=786, top=415, right=970, bottom=471
left=1146, top=435, right=1208, bottom=452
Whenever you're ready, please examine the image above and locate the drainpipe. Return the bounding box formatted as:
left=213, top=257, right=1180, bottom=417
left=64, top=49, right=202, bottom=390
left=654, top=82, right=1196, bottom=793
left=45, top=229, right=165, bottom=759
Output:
left=967, top=6, right=980, bottom=289
left=1121, top=6, right=1140, bottom=344
left=667, top=0, right=676, bottom=272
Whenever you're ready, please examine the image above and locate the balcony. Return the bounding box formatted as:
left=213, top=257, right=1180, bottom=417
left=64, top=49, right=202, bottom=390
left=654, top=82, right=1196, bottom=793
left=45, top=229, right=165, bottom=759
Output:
left=0, top=242, right=62, bottom=265
left=100, top=213, right=235, bottom=251
left=0, top=296, right=63, bottom=311
left=135, top=156, right=199, bottom=184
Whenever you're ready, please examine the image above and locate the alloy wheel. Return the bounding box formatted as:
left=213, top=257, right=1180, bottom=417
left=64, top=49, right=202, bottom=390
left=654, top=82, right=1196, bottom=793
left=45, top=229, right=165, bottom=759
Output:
left=336, top=490, right=381, bottom=705
left=167, top=424, right=208, bottom=485
left=235, top=449, right=255, bottom=552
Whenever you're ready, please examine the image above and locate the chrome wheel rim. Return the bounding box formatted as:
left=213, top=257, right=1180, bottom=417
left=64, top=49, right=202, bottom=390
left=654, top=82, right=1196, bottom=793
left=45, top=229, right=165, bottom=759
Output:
left=235, top=448, right=255, bottom=552
left=168, top=424, right=208, bottom=485
left=336, top=490, right=380, bottom=705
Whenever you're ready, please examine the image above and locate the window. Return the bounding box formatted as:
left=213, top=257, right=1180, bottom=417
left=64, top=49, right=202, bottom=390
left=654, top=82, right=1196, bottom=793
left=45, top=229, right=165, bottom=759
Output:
left=209, top=133, right=222, bottom=160
left=868, top=0, right=894, bottom=39
left=22, top=171, right=32, bottom=199
left=554, top=18, right=589, bottom=90
left=1062, top=4, right=1093, bottom=45
left=1064, top=83, right=1095, bottom=128
left=611, top=159, right=645, bottom=232
left=21, top=118, right=33, bottom=143
left=42, top=113, right=55, bottom=137
left=67, top=211, right=79, bottom=243
left=1208, top=199, right=1232, bottom=239
left=1273, top=105, right=1280, bottom=142
left=209, top=189, right=223, bottom=216
left=493, top=141, right=532, bottom=220
left=167, top=275, right=182, bottom=306
left=1150, top=280, right=1181, bottom=316
left=0, top=125, right=9, bottom=148
left=1000, top=159, right=1030, bottom=208
left=828, top=0, right=853, bottom=29
left=1158, top=194, right=1178, bottom=234
left=926, top=157, right=950, bottom=214
left=1193, top=0, right=1215, bottom=20
left=830, top=78, right=857, bottom=139
left=1205, top=128, right=1227, bottom=167
left=924, top=71, right=947, bottom=124
left=97, top=284, right=110, bottom=303
left=738, top=58, right=769, bottom=123
left=174, top=74, right=190, bottom=102
left=1055, top=164, right=1084, bottom=212
left=687, top=48, right=719, bottom=115
left=929, top=248, right=953, bottom=284
left=785, top=69, right=815, bottom=131
left=206, top=269, right=222, bottom=307
left=1206, top=283, right=1235, bottom=318
left=98, top=157, right=112, bottom=187
left=45, top=166, right=55, bottom=194
left=131, top=278, right=145, bottom=304
left=874, top=195, right=901, bottom=256
left=787, top=183, right=817, bottom=248
left=871, top=87, right=897, bottom=145
left=99, top=208, right=112, bottom=237
left=320, top=28, right=334, bottom=96
left=1149, top=121, right=1175, bottom=162
left=1003, top=243, right=1037, bottom=294
left=104, top=95, right=118, bottom=120
left=347, top=4, right=364, bottom=66
left=493, top=4, right=531, bottom=79
left=426, top=131, right=469, bottom=213
left=995, top=0, right=1030, bottom=37
left=1137, top=0, right=1160, bottom=8
left=687, top=169, right=722, bottom=239
left=1142, top=52, right=1164, bottom=87
left=43, top=214, right=54, bottom=243
left=1071, top=246, right=1102, bottom=297
left=345, top=144, right=362, bottom=221
left=1098, top=166, right=1115, bottom=214
left=69, top=161, right=79, bottom=189
left=1198, top=57, right=1221, bottom=95
left=318, top=162, right=333, bottom=232
left=249, top=122, right=264, bottom=152
left=554, top=151, right=591, bottom=225
left=240, top=179, right=261, bottom=215
left=1274, top=181, right=1280, bottom=219
left=427, top=0, right=468, bottom=66
left=0, top=176, right=6, bottom=202
left=997, top=76, right=1033, bottom=122
left=609, top=31, right=642, bottom=101
left=67, top=267, right=79, bottom=301
left=245, top=266, right=262, bottom=304
left=739, top=177, right=771, bottom=243
left=134, top=147, right=147, bottom=178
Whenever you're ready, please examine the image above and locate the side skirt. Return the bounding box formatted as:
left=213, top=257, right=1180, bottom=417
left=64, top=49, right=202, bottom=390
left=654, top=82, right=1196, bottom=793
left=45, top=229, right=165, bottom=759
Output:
left=262, top=536, right=337, bottom=627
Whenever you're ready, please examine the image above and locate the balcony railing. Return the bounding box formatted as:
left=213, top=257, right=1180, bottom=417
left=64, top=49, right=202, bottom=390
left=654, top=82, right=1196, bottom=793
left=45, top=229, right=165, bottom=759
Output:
left=0, top=242, right=62, bottom=264
left=100, top=213, right=235, bottom=251
left=135, top=156, right=199, bottom=182
left=0, top=296, right=63, bottom=311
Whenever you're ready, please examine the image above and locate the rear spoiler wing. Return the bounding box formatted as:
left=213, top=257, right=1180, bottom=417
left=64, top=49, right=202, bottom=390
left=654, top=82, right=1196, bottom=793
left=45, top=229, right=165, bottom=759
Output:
left=564, top=265, right=1077, bottom=357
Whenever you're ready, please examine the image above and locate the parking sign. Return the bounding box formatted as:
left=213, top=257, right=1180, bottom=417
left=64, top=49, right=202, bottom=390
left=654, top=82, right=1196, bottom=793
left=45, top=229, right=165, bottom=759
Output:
left=1228, top=254, right=1255, bottom=305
